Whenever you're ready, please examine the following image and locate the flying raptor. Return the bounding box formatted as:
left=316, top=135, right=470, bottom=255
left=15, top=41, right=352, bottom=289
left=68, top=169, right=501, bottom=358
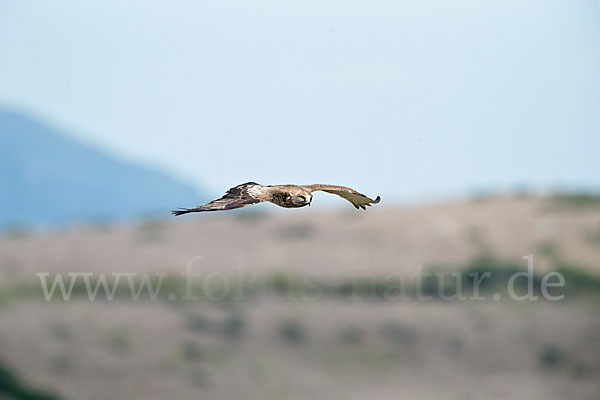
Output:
left=172, top=182, right=380, bottom=215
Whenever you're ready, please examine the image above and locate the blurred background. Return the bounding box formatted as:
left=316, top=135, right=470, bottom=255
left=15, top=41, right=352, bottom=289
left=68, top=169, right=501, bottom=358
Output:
left=1, top=1, right=599, bottom=399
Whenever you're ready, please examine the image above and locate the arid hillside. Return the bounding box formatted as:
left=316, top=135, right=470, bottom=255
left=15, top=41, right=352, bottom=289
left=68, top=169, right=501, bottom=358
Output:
left=2, top=195, right=600, bottom=282
left=0, top=195, right=599, bottom=400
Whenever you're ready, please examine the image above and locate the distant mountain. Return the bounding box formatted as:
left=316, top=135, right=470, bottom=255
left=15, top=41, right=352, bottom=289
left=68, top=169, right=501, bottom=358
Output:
left=0, top=109, right=205, bottom=228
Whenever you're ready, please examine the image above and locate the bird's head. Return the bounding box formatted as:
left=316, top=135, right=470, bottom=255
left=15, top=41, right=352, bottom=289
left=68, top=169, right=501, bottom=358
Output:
left=290, top=189, right=313, bottom=207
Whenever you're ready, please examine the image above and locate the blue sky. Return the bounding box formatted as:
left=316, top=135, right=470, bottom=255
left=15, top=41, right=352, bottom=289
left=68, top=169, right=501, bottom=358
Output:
left=0, top=0, right=598, bottom=202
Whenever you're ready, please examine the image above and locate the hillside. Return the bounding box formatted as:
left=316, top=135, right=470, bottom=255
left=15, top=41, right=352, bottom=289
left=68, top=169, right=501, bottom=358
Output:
left=2, top=195, right=600, bottom=282
left=0, top=109, right=204, bottom=228
left=0, top=198, right=600, bottom=400
left=1, top=196, right=599, bottom=400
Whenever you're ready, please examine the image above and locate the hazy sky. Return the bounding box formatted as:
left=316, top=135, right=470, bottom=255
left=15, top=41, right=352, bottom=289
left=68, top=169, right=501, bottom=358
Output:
left=1, top=0, right=598, bottom=202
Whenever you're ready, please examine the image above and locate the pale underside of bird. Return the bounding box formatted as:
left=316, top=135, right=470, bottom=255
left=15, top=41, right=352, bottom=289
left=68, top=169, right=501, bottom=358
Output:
left=172, top=182, right=380, bottom=215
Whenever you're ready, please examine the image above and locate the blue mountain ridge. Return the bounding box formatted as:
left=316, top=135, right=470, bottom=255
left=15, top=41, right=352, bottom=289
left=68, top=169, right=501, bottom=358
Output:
left=0, top=109, right=205, bottom=228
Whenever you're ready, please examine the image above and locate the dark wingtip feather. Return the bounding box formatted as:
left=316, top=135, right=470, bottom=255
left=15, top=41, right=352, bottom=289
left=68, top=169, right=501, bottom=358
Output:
left=373, top=196, right=381, bottom=204
left=171, top=208, right=191, bottom=216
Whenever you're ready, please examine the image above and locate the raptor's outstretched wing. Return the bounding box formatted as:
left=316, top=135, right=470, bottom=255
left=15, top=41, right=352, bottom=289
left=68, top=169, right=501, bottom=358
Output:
left=304, top=184, right=380, bottom=210
left=172, top=182, right=266, bottom=215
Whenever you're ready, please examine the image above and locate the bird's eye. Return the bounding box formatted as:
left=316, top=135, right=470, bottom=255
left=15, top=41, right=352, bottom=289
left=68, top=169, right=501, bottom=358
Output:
left=298, top=195, right=305, bottom=201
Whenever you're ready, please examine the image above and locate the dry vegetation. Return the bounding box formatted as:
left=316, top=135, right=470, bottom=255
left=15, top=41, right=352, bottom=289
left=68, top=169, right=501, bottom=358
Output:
left=0, top=196, right=599, bottom=399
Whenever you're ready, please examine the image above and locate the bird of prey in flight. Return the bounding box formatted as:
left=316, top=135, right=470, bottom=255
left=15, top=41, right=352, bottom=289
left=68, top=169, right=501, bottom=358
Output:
left=172, top=182, right=380, bottom=215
